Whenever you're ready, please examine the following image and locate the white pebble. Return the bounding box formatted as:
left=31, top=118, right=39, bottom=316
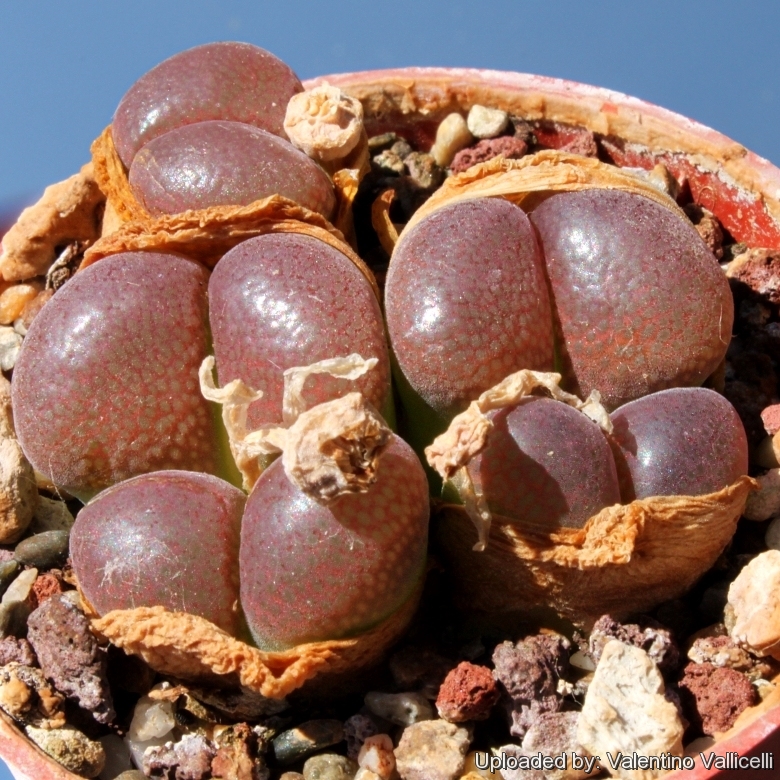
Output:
left=128, top=693, right=176, bottom=742
left=568, top=650, right=596, bottom=671
left=0, top=327, right=22, bottom=371
left=1, top=567, right=37, bottom=604
left=358, top=733, right=395, bottom=778
left=355, top=769, right=381, bottom=780
left=430, top=113, right=473, bottom=167
left=467, top=105, right=509, bottom=139
left=364, top=691, right=434, bottom=726
left=728, top=550, right=780, bottom=657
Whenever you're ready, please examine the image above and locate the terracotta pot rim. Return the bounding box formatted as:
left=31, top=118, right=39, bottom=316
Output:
left=2, top=66, right=779, bottom=780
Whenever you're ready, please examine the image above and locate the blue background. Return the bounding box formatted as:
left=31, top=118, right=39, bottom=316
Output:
left=1, top=1, right=778, bottom=777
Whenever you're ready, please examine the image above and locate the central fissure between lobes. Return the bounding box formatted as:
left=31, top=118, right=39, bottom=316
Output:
left=11, top=232, right=393, bottom=498
left=385, top=189, right=733, bottom=427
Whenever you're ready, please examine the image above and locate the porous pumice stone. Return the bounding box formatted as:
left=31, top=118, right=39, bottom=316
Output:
left=530, top=189, right=733, bottom=410
left=239, top=435, right=429, bottom=650
left=71, top=471, right=245, bottom=635
left=209, top=232, right=391, bottom=428
left=12, top=252, right=220, bottom=498
left=129, top=120, right=336, bottom=219
left=112, top=41, right=303, bottom=167
left=467, top=396, right=621, bottom=530
left=385, top=198, right=554, bottom=426
left=609, top=387, right=748, bottom=501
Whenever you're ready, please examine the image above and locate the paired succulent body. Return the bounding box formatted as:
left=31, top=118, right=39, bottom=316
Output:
left=9, top=41, right=750, bottom=656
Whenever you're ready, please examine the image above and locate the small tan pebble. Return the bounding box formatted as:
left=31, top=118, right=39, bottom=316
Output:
left=683, top=204, right=724, bottom=259
left=373, top=148, right=406, bottom=175
left=358, top=733, right=395, bottom=778
left=467, top=105, right=510, bottom=139
left=29, top=495, right=75, bottom=534
left=26, top=724, right=105, bottom=777
left=754, top=433, right=780, bottom=469
left=394, top=719, right=471, bottom=780
left=577, top=640, right=684, bottom=780
left=430, top=113, right=474, bottom=167
left=0, top=326, right=22, bottom=371
left=355, top=769, right=382, bottom=780
left=725, top=247, right=780, bottom=304
left=18, top=287, right=53, bottom=330
left=0, top=374, right=37, bottom=544
left=743, top=468, right=780, bottom=521
left=2, top=567, right=37, bottom=605
left=0, top=673, right=31, bottom=718
left=285, top=83, right=364, bottom=162
left=280, top=774, right=306, bottom=780
left=302, top=752, right=358, bottom=780
left=687, top=634, right=775, bottom=681
left=754, top=678, right=776, bottom=700
left=0, top=664, right=65, bottom=728
left=0, top=281, right=43, bottom=325
left=0, top=163, right=104, bottom=282
left=728, top=550, right=780, bottom=657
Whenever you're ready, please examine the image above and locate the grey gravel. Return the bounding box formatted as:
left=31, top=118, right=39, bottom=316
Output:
left=14, top=530, right=69, bottom=568
left=273, top=719, right=345, bottom=765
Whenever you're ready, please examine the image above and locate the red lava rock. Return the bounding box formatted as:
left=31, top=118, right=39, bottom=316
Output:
left=344, top=712, right=379, bottom=760
left=678, top=662, right=757, bottom=736
left=450, top=136, right=529, bottom=173
left=436, top=661, right=500, bottom=722
left=26, top=594, right=114, bottom=723
left=590, top=614, right=680, bottom=675
left=492, top=634, right=570, bottom=738
left=31, top=572, right=63, bottom=606
left=558, top=131, right=599, bottom=157
left=0, top=636, right=36, bottom=666
left=728, top=249, right=780, bottom=304
left=762, top=404, right=780, bottom=435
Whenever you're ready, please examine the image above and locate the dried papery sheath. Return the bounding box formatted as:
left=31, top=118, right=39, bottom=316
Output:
left=425, top=370, right=610, bottom=550
left=199, top=356, right=265, bottom=491
left=282, top=354, right=379, bottom=425
left=200, top=353, right=388, bottom=499
left=278, top=392, right=391, bottom=503
left=284, top=83, right=365, bottom=163
left=390, top=150, right=686, bottom=252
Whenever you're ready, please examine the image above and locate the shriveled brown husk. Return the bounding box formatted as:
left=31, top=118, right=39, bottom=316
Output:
left=433, top=476, right=755, bottom=627
left=381, top=150, right=686, bottom=253
left=90, top=580, right=421, bottom=700
left=88, top=126, right=373, bottom=287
